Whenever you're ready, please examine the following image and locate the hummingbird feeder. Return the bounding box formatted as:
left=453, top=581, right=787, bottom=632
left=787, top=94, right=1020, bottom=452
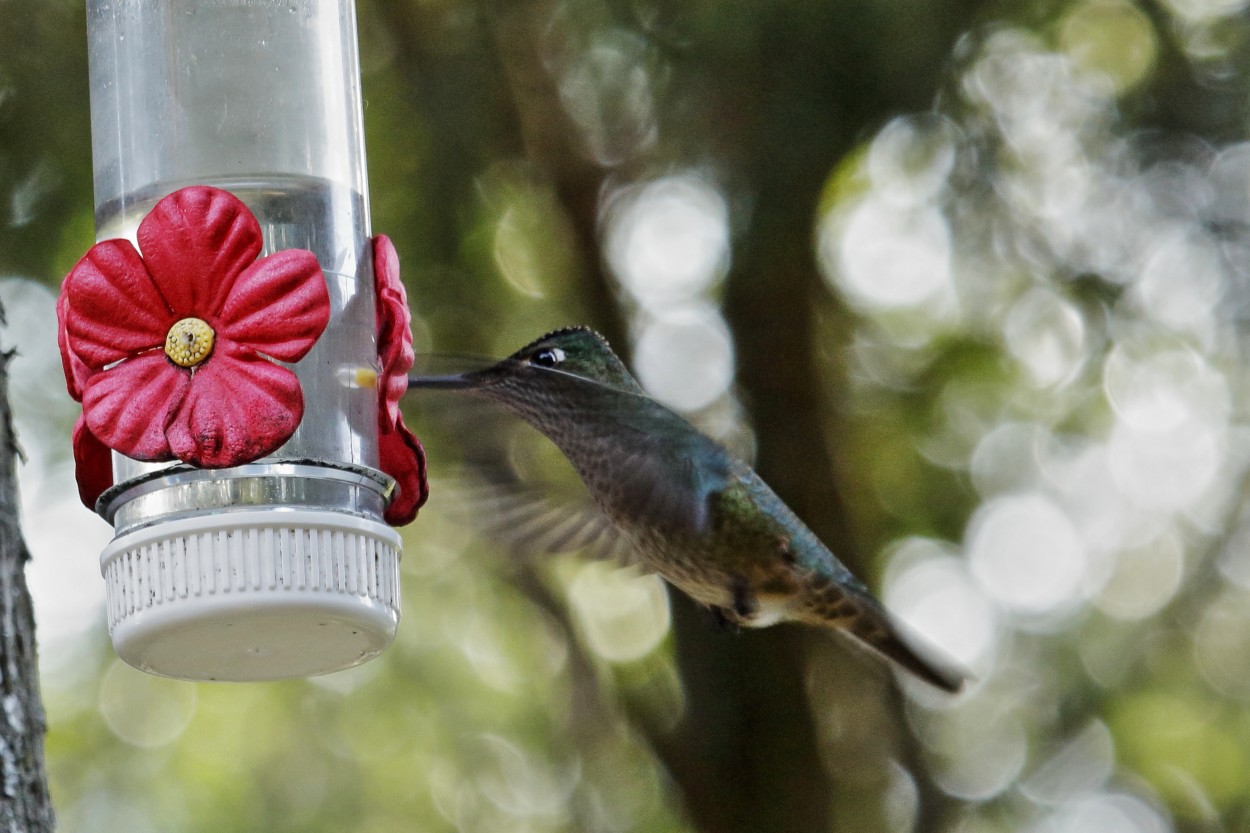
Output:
left=57, top=0, right=428, bottom=681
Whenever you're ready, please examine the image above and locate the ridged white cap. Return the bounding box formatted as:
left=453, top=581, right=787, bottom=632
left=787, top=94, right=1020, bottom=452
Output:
left=100, top=510, right=402, bottom=681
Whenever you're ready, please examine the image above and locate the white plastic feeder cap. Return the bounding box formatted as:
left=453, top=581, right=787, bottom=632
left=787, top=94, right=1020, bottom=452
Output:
left=100, top=510, right=402, bottom=681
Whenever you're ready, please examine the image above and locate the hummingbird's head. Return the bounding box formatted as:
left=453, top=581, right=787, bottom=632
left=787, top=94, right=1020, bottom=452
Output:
left=499, top=327, right=642, bottom=392
left=408, top=326, right=644, bottom=398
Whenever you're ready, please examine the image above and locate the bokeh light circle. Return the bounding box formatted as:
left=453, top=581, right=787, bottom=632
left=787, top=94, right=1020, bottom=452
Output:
left=634, top=306, right=734, bottom=412
left=885, top=538, right=999, bottom=672
left=98, top=660, right=198, bottom=748
left=605, top=174, right=730, bottom=309
left=568, top=562, right=671, bottom=663
left=967, top=493, right=1086, bottom=616
left=834, top=197, right=953, bottom=310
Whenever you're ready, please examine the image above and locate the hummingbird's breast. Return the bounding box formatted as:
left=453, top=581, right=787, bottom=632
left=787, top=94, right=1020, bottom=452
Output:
left=609, top=471, right=808, bottom=616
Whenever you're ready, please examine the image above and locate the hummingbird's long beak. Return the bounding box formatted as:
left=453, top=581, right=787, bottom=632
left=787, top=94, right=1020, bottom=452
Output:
left=406, top=373, right=480, bottom=390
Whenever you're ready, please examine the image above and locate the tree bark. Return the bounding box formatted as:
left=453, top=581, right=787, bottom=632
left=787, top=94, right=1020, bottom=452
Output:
left=0, top=301, right=56, bottom=832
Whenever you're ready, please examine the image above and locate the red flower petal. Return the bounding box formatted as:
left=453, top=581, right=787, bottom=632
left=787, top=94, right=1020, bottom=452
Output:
left=379, top=416, right=428, bottom=526
left=72, top=415, right=113, bottom=509
left=217, top=249, right=330, bottom=362
left=82, top=351, right=186, bottom=462
left=138, top=186, right=263, bottom=319
left=63, top=239, right=173, bottom=371
left=372, top=234, right=428, bottom=526
left=165, top=341, right=304, bottom=468
left=56, top=287, right=93, bottom=402
left=374, top=236, right=414, bottom=431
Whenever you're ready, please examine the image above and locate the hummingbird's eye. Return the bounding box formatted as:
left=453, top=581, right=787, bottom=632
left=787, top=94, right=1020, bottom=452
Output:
left=530, top=347, right=565, bottom=368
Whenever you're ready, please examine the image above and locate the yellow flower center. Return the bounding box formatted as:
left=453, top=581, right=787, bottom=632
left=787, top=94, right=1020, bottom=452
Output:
left=164, top=317, right=215, bottom=367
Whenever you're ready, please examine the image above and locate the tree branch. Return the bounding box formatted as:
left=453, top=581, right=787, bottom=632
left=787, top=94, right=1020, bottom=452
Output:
left=0, top=303, right=55, bottom=832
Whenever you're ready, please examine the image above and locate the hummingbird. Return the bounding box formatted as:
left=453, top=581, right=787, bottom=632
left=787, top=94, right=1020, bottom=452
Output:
left=408, top=326, right=964, bottom=692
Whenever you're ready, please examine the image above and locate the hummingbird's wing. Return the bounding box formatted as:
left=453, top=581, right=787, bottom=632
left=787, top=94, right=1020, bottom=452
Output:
left=407, top=381, right=644, bottom=565
left=456, top=480, right=641, bottom=566
left=576, top=391, right=735, bottom=539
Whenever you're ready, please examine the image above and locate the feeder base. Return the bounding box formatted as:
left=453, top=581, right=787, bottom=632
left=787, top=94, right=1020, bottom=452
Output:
left=100, top=510, right=402, bottom=681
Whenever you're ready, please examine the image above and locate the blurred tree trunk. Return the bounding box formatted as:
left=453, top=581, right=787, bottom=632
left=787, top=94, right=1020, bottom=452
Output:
left=0, top=304, right=56, bottom=832
left=376, top=1, right=976, bottom=829
left=470, top=2, right=830, bottom=830
left=672, top=6, right=879, bottom=826
left=484, top=2, right=837, bottom=829
left=718, top=6, right=974, bottom=830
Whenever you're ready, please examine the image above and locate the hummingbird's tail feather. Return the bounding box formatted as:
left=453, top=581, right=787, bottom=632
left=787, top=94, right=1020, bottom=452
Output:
left=845, top=613, right=967, bottom=693
left=798, top=582, right=966, bottom=693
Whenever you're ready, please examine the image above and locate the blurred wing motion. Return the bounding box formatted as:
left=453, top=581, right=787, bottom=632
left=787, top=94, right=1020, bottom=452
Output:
left=442, top=477, right=639, bottom=566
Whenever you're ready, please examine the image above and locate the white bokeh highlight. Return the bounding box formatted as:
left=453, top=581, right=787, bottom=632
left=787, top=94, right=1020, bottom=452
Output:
left=1030, top=792, right=1171, bottom=833
left=885, top=538, right=999, bottom=673
left=568, top=562, right=671, bottom=663
left=1102, top=344, right=1228, bottom=512
left=634, top=306, right=734, bottom=413
left=968, top=493, right=1087, bottom=617
left=1004, top=288, right=1086, bottom=388
left=605, top=174, right=729, bottom=310
left=830, top=197, right=954, bottom=311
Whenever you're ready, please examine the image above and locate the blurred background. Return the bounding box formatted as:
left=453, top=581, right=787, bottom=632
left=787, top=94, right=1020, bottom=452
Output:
left=3, top=0, right=1250, bottom=830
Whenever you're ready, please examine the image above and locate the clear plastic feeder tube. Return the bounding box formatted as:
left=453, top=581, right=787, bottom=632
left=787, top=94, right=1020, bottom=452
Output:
left=85, top=0, right=401, bottom=681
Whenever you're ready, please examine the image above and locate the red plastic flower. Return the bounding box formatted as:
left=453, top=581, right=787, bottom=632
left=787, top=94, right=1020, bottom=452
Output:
left=58, top=291, right=114, bottom=508
left=57, top=186, right=330, bottom=504
left=373, top=235, right=428, bottom=526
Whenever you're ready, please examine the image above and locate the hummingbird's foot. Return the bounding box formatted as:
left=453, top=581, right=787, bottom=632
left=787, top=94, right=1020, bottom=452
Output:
left=710, top=606, right=741, bottom=633
left=708, top=576, right=760, bottom=632
left=730, top=574, right=759, bottom=619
